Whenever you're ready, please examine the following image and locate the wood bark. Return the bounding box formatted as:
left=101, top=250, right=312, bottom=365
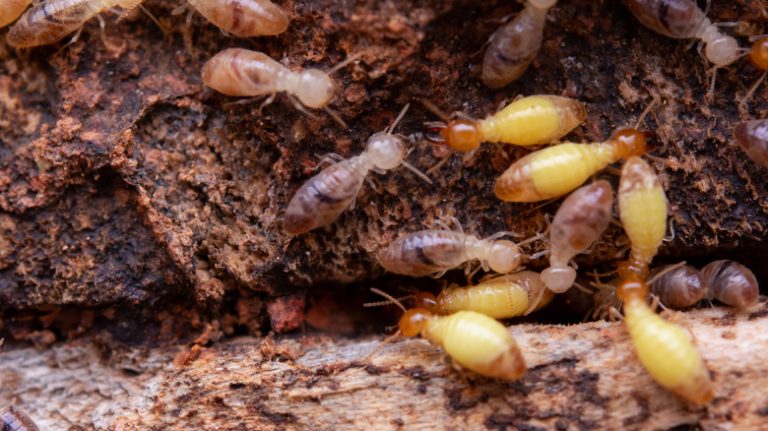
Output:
left=0, top=0, right=767, bottom=430
left=1, top=303, right=767, bottom=430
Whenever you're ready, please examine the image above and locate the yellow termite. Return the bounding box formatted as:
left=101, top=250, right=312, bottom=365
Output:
left=7, top=0, right=288, bottom=48
left=617, top=279, right=714, bottom=405
left=371, top=289, right=526, bottom=381
left=618, top=156, right=668, bottom=281
left=425, top=95, right=586, bottom=152
left=403, top=271, right=553, bottom=319
left=0, top=0, right=32, bottom=28
left=494, top=127, right=647, bottom=202
left=481, top=0, right=557, bottom=88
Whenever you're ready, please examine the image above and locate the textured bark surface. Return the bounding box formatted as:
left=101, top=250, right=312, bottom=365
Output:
left=1, top=303, right=767, bottom=430
left=0, top=0, right=767, bottom=429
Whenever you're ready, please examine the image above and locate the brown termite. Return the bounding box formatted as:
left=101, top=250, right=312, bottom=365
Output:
left=0, top=406, right=40, bottom=431
left=540, top=180, right=614, bottom=294
left=283, top=104, right=431, bottom=235
left=7, top=0, right=288, bottom=48
left=202, top=47, right=358, bottom=124
left=0, top=0, right=32, bottom=28
left=376, top=220, right=543, bottom=278
left=623, top=0, right=740, bottom=67
left=481, top=0, right=557, bottom=88
left=733, top=119, right=768, bottom=169
left=185, top=0, right=289, bottom=37
left=649, top=262, right=707, bottom=309
left=6, top=0, right=144, bottom=48
left=701, top=260, right=760, bottom=310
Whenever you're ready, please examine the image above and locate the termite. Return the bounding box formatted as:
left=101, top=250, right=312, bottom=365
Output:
left=6, top=0, right=143, bottom=48
left=377, top=227, right=535, bottom=278
left=617, top=156, right=667, bottom=281
left=202, top=47, right=357, bottom=121
left=0, top=406, right=40, bottom=431
left=623, top=0, right=740, bottom=67
left=494, top=127, right=646, bottom=202
left=425, top=95, right=586, bottom=152
left=370, top=288, right=526, bottom=381
left=283, top=104, right=430, bottom=235
left=701, top=260, right=760, bottom=310
left=0, top=0, right=32, bottom=28
left=366, top=271, right=553, bottom=319
left=185, top=0, right=289, bottom=37
left=733, top=119, right=768, bottom=169
left=481, top=0, right=557, bottom=88
left=649, top=262, right=706, bottom=309
left=7, top=0, right=288, bottom=48
left=541, top=180, right=614, bottom=293
left=616, top=279, right=714, bottom=405
left=741, top=37, right=768, bottom=106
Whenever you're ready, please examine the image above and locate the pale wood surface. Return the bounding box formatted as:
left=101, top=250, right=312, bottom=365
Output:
left=1, top=302, right=766, bottom=430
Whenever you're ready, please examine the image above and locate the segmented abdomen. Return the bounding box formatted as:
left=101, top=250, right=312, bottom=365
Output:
left=481, top=7, right=545, bottom=89
left=7, top=0, right=103, bottom=48
left=377, top=230, right=468, bottom=276
left=624, top=0, right=705, bottom=39
left=202, top=48, right=285, bottom=97
left=187, top=0, right=289, bottom=37
left=283, top=158, right=365, bottom=235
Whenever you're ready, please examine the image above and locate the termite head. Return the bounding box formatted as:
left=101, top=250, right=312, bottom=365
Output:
left=413, top=291, right=438, bottom=310
left=750, top=37, right=768, bottom=71
left=541, top=266, right=577, bottom=293
left=426, top=119, right=482, bottom=152
left=486, top=240, right=521, bottom=273
left=704, top=34, right=741, bottom=67
left=366, top=132, right=406, bottom=170
left=297, top=69, right=336, bottom=109
left=610, top=127, right=647, bottom=159
left=399, top=308, right=432, bottom=337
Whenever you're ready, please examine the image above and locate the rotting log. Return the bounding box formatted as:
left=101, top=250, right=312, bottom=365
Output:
left=1, top=303, right=767, bottom=430
left=0, top=0, right=768, bottom=429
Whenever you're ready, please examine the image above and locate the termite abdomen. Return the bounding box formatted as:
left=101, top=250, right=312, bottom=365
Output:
left=701, top=260, right=760, bottom=310
left=649, top=264, right=706, bottom=309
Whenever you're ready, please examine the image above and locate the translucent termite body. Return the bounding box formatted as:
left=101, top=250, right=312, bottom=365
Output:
left=284, top=105, right=422, bottom=234
left=0, top=0, right=32, bottom=28
left=377, top=230, right=523, bottom=277
left=428, top=95, right=586, bottom=152
left=186, top=0, right=289, bottom=37
left=649, top=264, right=706, bottom=309
left=399, top=308, right=526, bottom=380
left=617, top=279, right=714, bottom=405
left=0, top=406, right=40, bottom=431
left=415, top=271, right=553, bottom=318
left=481, top=0, right=557, bottom=88
left=618, top=156, right=667, bottom=281
left=494, top=127, right=646, bottom=202
left=7, top=0, right=143, bottom=48
left=623, top=0, right=740, bottom=66
left=701, top=260, right=760, bottom=310
left=202, top=48, right=336, bottom=109
left=733, top=119, right=768, bottom=169
left=541, top=180, right=613, bottom=293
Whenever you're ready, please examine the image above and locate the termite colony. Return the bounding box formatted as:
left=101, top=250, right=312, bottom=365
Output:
left=1, top=0, right=765, bottom=415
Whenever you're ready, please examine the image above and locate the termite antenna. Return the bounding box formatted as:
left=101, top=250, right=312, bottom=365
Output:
left=324, top=107, right=349, bottom=129
left=363, top=294, right=414, bottom=308
left=364, top=329, right=402, bottom=362
left=419, top=98, right=450, bottom=121
left=327, top=51, right=365, bottom=76
left=633, top=97, right=658, bottom=129
left=647, top=261, right=687, bottom=285
left=369, top=287, right=407, bottom=312
left=401, top=160, right=433, bottom=184
left=138, top=4, right=167, bottom=33
left=387, top=103, right=411, bottom=134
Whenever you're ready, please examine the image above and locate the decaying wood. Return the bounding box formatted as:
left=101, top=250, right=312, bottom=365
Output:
left=1, top=303, right=767, bottom=430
